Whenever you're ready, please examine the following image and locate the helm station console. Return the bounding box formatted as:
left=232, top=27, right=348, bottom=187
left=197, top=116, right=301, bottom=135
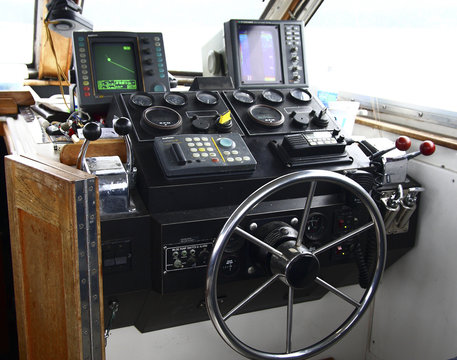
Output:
left=70, top=21, right=429, bottom=350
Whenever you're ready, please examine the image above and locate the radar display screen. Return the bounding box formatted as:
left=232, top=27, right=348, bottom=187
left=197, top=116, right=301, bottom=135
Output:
left=238, top=25, right=283, bottom=85
left=92, top=42, right=138, bottom=93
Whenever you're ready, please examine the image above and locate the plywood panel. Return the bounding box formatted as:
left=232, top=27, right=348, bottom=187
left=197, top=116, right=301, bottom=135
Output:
left=19, top=210, right=68, bottom=359
left=5, top=154, right=104, bottom=360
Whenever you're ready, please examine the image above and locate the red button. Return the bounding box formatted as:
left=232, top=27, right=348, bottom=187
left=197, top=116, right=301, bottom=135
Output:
left=83, top=86, right=90, bottom=91
left=212, top=158, right=219, bottom=163
left=84, top=92, right=91, bottom=97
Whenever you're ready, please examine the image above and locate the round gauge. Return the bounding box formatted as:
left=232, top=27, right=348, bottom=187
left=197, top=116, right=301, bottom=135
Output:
left=233, top=89, right=256, bottom=104
left=129, top=92, right=154, bottom=107
left=141, top=106, right=182, bottom=130
left=196, top=91, right=219, bottom=105
left=290, top=88, right=313, bottom=103
left=248, top=104, right=284, bottom=127
left=163, top=92, right=187, bottom=107
left=305, top=213, right=327, bottom=241
left=262, top=89, right=284, bottom=103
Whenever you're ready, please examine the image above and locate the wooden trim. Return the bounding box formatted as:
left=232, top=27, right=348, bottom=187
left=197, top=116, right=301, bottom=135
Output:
left=0, top=122, right=16, bottom=154
left=60, top=138, right=127, bottom=166
left=24, top=79, right=71, bottom=87
left=37, top=0, right=73, bottom=80
left=282, top=0, right=301, bottom=19
left=356, top=116, right=457, bottom=150
left=0, top=91, right=35, bottom=115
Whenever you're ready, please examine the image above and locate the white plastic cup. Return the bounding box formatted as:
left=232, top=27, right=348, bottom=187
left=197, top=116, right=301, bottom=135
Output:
left=328, top=101, right=360, bottom=137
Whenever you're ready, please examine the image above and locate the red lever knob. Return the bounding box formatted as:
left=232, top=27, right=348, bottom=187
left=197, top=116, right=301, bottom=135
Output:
left=395, top=136, right=412, bottom=151
left=420, top=140, right=436, bottom=156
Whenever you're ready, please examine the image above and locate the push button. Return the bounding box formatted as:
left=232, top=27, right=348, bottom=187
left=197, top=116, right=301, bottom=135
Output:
left=219, top=138, right=233, bottom=148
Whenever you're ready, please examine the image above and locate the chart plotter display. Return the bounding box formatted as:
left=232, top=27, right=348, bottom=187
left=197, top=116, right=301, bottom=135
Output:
left=92, top=42, right=139, bottom=92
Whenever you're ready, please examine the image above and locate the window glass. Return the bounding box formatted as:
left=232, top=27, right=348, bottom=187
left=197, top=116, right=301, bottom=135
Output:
left=305, top=0, right=457, bottom=112
left=82, top=0, right=267, bottom=72
left=0, top=0, right=35, bottom=64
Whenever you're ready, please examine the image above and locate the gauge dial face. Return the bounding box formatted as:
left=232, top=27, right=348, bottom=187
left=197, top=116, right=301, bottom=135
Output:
left=248, top=104, right=284, bottom=127
left=142, top=106, right=182, bottom=130
left=305, top=213, right=326, bottom=241
left=233, top=90, right=255, bottom=104
left=196, top=91, right=218, bottom=105
left=164, top=92, right=187, bottom=107
left=262, top=89, right=284, bottom=103
left=290, top=88, right=312, bottom=103
left=130, top=92, right=154, bottom=107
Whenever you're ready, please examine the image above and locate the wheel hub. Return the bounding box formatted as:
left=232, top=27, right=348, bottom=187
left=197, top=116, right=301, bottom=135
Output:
left=271, top=242, right=321, bottom=289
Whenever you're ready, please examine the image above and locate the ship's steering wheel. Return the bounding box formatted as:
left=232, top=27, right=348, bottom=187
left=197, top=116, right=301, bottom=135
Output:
left=205, top=170, right=386, bottom=360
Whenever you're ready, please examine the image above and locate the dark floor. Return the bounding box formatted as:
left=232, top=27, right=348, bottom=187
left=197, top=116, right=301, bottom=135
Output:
left=0, top=138, right=19, bottom=360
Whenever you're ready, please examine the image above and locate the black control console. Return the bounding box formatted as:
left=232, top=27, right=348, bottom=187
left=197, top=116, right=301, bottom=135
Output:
left=118, top=91, right=244, bottom=142
left=222, top=88, right=336, bottom=136
left=220, top=88, right=352, bottom=167
left=96, top=19, right=424, bottom=335
left=99, top=84, right=422, bottom=333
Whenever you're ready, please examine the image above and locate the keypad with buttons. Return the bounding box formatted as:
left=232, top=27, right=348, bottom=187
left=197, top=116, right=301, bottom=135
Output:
left=153, top=133, right=257, bottom=177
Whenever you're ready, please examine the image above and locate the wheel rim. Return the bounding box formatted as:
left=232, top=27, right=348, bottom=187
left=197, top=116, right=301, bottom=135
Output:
left=205, top=169, right=386, bottom=360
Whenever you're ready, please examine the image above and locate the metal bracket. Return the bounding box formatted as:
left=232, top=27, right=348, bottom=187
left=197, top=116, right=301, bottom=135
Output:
left=76, top=178, right=103, bottom=360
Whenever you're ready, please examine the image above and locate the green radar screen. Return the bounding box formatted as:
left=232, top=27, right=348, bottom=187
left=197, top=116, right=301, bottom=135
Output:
left=93, top=43, right=138, bottom=91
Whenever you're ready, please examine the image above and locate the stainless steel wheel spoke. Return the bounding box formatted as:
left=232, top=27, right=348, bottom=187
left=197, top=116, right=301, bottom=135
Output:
left=296, top=180, right=317, bottom=247
left=315, top=277, right=361, bottom=308
left=313, top=222, right=374, bottom=256
left=223, top=274, right=281, bottom=321
left=286, top=287, right=294, bottom=353
left=234, top=227, right=287, bottom=261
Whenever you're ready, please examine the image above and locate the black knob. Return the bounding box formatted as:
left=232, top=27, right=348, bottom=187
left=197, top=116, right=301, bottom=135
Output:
left=311, top=108, right=330, bottom=128
left=337, top=134, right=346, bottom=143
left=114, top=117, right=132, bottom=136
left=290, top=111, right=309, bottom=127
left=83, top=122, right=101, bottom=141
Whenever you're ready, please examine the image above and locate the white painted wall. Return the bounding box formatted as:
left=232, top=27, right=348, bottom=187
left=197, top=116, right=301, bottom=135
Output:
left=354, top=125, right=457, bottom=360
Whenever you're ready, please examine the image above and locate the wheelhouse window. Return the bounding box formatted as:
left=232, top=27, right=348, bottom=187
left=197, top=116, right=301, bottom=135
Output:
left=305, top=0, right=457, bottom=115
left=0, top=0, right=35, bottom=64
left=82, top=0, right=267, bottom=72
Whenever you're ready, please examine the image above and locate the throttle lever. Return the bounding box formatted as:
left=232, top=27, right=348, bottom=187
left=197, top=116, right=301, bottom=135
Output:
left=370, top=135, right=411, bottom=160
left=76, top=121, right=101, bottom=171
left=76, top=120, right=132, bottom=214
left=113, top=116, right=136, bottom=189
left=402, top=140, right=436, bottom=160
left=372, top=137, right=436, bottom=185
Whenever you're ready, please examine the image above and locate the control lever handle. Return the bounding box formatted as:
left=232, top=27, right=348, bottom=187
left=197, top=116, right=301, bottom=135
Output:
left=113, top=116, right=132, bottom=136
left=404, top=140, right=436, bottom=160
left=370, top=135, right=411, bottom=160
left=113, top=116, right=135, bottom=187
left=77, top=122, right=101, bottom=170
